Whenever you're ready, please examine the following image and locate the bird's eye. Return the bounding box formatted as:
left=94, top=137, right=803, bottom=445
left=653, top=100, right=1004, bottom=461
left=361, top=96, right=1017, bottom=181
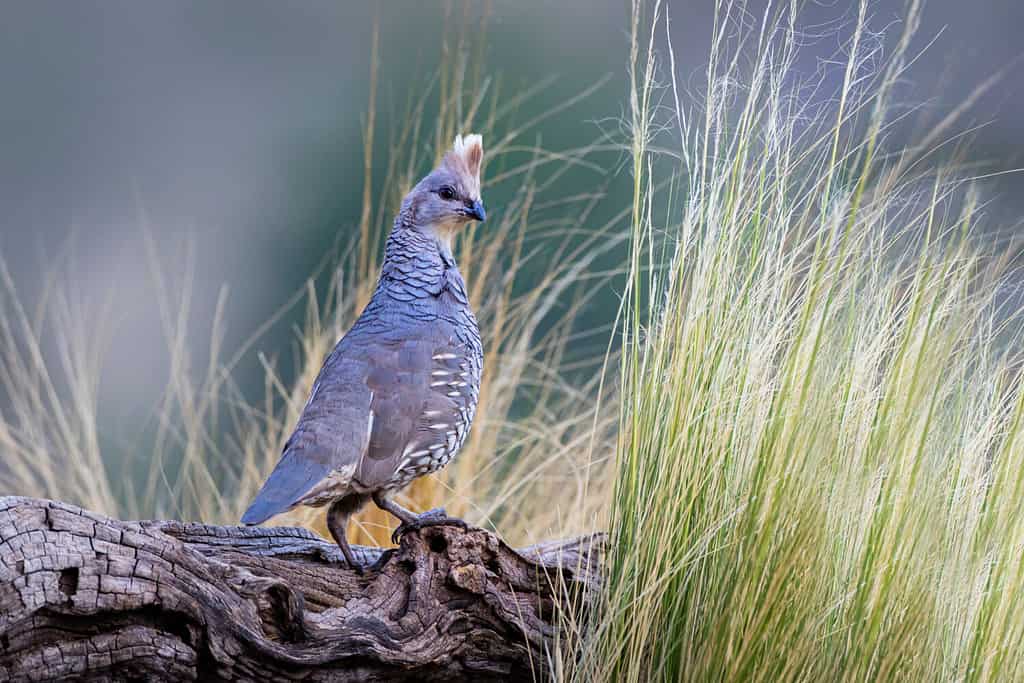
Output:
left=438, top=186, right=456, bottom=201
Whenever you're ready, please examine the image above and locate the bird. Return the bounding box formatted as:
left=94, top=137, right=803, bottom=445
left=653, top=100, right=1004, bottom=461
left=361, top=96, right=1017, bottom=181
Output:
left=241, top=134, right=486, bottom=572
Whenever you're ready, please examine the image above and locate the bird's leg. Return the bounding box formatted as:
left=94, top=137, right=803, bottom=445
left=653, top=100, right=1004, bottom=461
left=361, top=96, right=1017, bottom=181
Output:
left=326, top=495, right=368, bottom=574
left=372, top=492, right=469, bottom=544
left=372, top=492, right=418, bottom=526
left=372, top=492, right=418, bottom=543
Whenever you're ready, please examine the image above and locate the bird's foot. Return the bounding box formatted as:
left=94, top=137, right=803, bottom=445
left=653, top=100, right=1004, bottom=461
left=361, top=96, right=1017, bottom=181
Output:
left=391, top=508, right=469, bottom=544
left=335, top=540, right=365, bottom=575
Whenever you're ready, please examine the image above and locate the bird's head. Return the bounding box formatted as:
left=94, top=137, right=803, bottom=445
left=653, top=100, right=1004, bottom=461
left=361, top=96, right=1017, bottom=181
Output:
left=403, top=134, right=486, bottom=246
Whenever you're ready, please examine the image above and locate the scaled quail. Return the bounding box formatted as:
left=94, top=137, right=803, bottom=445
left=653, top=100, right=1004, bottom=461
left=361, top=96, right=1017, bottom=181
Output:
left=242, top=135, right=486, bottom=572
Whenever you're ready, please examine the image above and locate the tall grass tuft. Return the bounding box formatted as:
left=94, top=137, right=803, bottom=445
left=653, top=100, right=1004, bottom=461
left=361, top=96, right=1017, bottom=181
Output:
left=576, top=0, right=1024, bottom=680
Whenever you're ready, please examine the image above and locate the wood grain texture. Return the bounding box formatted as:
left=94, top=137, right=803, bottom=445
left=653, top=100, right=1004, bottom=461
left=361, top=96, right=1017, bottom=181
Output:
left=0, top=497, right=601, bottom=681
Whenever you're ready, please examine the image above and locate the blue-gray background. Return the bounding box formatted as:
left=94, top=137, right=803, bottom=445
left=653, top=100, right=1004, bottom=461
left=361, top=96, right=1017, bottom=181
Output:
left=1, top=1, right=1021, bottom=433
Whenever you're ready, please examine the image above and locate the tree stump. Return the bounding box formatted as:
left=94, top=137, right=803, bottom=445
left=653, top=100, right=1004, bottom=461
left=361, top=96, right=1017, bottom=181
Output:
left=0, top=497, right=601, bottom=681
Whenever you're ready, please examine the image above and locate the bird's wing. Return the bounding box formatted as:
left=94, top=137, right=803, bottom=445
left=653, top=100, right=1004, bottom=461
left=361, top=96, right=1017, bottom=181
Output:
left=242, top=328, right=471, bottom=524
left=391, top=340, right=477, bottom=481
left=240, top=352, right=373, bottom=525
left=354, top=336, right=435, bottom=489
left=354, top=330, right=477, bottom=490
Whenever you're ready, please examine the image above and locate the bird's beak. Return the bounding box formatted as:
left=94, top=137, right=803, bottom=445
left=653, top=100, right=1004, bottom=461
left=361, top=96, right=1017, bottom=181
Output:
left=466, top=200, right=486, bottom=222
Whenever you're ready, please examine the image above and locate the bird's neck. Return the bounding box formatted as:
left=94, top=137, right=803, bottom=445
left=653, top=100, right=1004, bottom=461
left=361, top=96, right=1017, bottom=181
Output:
left=383, top=216, right=455, bottom=266
left=376, top=219, right=466, bottom=303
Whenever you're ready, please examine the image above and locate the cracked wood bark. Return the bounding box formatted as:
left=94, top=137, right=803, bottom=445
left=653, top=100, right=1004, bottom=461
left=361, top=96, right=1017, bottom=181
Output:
left=0, top=497, right=601, bottom=682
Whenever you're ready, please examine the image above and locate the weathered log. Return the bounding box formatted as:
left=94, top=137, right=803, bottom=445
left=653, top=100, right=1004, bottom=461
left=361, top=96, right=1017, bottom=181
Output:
left=0, top=497, right=601, bottom=681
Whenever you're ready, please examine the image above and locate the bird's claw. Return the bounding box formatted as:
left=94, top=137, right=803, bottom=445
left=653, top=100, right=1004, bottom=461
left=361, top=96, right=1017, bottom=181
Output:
left=391, top=508, right=469, bottom=544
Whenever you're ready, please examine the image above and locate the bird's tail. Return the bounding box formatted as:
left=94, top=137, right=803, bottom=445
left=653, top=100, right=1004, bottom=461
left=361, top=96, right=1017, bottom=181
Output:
left=240, top=447, right=335, bottom=525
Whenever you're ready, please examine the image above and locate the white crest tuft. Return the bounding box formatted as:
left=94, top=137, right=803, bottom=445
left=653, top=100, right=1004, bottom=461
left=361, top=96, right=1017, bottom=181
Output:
left=444, top=133, right=484, bottom=199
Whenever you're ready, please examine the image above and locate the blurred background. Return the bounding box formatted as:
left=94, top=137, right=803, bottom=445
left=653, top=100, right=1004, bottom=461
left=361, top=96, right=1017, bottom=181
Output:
left=0, top=0, right=1020, bottom=496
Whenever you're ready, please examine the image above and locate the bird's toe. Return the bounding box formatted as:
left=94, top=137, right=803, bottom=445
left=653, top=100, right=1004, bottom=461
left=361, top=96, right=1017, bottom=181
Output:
left=392, top=512, right=470, bottom=543
left=422, top=516, right=469, bottom=532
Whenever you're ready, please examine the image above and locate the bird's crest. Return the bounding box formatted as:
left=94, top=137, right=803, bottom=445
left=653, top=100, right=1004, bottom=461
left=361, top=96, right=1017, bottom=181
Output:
left=442, top=134, right=483, bottom=200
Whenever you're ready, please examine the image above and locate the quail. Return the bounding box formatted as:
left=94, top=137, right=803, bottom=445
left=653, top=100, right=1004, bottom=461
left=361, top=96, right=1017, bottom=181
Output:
left=241, top=135, right=486, bottom=571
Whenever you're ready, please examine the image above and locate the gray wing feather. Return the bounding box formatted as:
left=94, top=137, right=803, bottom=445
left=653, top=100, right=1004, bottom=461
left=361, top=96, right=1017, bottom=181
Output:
left=240, top=447, right=333, bottom=524
left=355, top=337, right=434, bottom=489
left=241, top=346, right=373, bottom=524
